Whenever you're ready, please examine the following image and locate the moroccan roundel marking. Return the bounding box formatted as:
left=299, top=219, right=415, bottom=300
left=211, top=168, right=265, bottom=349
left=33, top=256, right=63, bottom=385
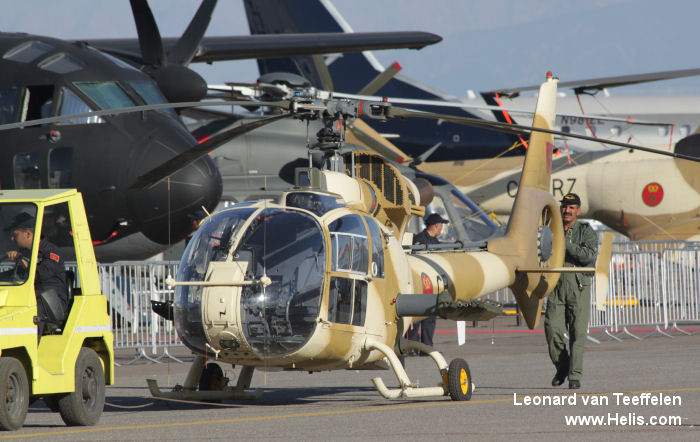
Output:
left=642, top=182, right=664, bottom=207
left=421, top=272, right=433, bottom=294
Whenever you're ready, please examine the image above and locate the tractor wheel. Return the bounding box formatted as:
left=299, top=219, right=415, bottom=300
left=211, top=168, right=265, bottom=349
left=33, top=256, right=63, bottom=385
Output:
left=447, top=358, right=472, bottom=401
left=58, top=348, right=105, bottom=426
left=0, top=358, right=29, bottom=431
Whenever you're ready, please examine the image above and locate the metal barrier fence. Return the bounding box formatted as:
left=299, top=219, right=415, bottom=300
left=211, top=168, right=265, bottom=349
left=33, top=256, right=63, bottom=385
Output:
left=66, top=261, right=181, bottom=364
left=99, top=261, right=180, bottom=364
left=662, top=248, right=700, bottom=333
left=481, top=241, right=700, bottom=342
left=64, top=241, right=699, bottom=361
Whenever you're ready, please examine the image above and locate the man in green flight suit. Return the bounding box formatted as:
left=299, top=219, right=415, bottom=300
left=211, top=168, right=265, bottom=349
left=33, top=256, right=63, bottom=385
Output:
left=545, top=193, right=598, bottom=389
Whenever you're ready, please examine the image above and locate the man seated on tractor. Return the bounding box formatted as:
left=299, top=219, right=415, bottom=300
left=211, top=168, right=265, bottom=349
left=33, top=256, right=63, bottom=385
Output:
left=3, top=212, right=68, bottom=339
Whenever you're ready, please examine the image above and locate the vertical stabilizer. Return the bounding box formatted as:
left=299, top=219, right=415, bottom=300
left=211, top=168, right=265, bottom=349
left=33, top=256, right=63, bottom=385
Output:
left=487, top=73, right=565, bottom=329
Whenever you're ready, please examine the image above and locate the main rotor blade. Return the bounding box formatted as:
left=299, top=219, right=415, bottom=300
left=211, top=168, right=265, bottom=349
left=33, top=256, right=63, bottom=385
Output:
left=127, top=113, right=292, bottom=190
left=384, top=106, right=700, bottom=162
left=130, top=0, right=165, bottom=67
left=170, top=0, right=217, bottom=66
left=334, top=91, right=671, bottom=127
left=0, top=100, right=289, bottom=131
left=489, top=67, right=700, bottom=95
left=346, top=119, right=413, bottom=164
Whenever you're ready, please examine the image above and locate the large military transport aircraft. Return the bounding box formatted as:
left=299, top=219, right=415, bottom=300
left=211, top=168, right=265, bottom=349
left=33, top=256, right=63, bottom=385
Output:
left=0, top=0, right=440, bottom=261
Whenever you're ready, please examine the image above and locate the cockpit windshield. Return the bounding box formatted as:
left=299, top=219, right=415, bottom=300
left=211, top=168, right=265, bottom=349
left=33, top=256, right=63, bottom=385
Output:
left=174, top=208, right=255, bottom=353
left=174, top=206, right=326, bottom=358
left=236, top=208, right=325, bottom=357
left=74, top=81, right=135, bottom=110
left=128, top=81, right=177, bottom=117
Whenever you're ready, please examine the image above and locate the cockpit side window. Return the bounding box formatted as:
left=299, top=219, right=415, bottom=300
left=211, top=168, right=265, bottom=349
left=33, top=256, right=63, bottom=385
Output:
left=57, top=88, right=104, bottom=125
left=0, top=87, right=18, bottom=124
left=329, top=214, right=369, bottom=274
left=327, top=277, right=367, bottom=327
left=21, top=85, right=54, bottom=122
left=49, top=147, right=73, bottom=188
left=74, top=81, right=135, bottom=110
left=364, top=216, right=385, bottom=278
left=13, top=153, right=41, bottom=189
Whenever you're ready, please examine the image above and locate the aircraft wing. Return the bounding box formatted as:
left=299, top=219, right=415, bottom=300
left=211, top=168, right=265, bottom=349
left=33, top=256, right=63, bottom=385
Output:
left=488, top=67, right=700, bottom=96
left=82, top=32, right=442, bottom=65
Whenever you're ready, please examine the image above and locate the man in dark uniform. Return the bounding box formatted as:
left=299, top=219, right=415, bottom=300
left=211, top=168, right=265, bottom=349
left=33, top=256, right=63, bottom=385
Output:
left=4, top=212, right=68, bottom=340
left=545, top=193, right=598, bottom=389
left=408, top=213, right=449, bottom=353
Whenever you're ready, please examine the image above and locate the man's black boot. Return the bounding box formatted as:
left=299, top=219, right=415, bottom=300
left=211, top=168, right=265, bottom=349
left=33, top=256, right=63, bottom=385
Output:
left=569, top=379, right=581, bottom=389
left=551, top=371, right=567, bottom=387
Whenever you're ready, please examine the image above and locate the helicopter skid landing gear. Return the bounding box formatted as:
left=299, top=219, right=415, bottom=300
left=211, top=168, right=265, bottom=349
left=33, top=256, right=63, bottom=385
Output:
left=147, top=356, right=263, bottom=402
left=364, top=337, right=472, bottom=400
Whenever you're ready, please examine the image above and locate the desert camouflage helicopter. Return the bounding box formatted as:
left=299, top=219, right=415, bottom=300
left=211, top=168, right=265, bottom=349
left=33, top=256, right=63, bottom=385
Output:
left=147, top=73, right=616, bottom=402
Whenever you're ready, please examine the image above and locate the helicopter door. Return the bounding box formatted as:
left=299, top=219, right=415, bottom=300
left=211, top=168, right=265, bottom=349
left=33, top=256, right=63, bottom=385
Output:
left=326, top=214, right=370, bottom=333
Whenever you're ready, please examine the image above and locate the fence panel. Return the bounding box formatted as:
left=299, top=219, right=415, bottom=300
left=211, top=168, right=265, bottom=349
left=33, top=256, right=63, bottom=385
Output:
left=662, top=248, right=700, bottom=333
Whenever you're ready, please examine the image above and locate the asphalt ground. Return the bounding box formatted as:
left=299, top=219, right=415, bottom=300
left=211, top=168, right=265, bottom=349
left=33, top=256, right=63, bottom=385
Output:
left=3, top=317, right=699, bottom=441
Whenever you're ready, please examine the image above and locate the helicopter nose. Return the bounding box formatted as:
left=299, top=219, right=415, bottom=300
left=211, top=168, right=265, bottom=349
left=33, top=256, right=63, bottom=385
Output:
left=127, top=129, right=222, bottom=244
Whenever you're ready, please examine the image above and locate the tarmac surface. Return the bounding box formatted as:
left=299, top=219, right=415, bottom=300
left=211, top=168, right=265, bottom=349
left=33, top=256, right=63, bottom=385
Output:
left=3, top=318, right=699, bottom=441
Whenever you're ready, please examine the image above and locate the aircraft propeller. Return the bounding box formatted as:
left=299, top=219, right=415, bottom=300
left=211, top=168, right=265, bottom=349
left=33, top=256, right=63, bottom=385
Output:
left=130, top=0, right=215, bottom=103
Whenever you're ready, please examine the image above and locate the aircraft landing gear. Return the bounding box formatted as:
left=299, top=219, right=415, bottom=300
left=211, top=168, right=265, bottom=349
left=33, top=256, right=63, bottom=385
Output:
left=446, top=358, right=472, bottom=401
left=363, top=336, right=474, bottom=400
left=147, top=356, right=263, bottom=402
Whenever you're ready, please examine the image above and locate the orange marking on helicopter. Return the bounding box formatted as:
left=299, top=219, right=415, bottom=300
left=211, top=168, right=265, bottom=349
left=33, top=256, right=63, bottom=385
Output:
left=421, top=272, right=433, bottom=294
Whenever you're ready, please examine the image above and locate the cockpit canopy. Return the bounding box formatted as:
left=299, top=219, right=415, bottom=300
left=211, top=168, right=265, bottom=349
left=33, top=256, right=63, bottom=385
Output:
left=174, top=205, right=326, bottom=357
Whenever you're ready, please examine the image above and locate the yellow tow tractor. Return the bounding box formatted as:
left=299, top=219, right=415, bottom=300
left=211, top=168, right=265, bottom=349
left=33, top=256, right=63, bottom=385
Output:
left=0, top=189, right=113, bottom=431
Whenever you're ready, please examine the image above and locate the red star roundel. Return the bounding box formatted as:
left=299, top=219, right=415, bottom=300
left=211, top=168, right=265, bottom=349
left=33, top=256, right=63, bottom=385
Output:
left=642, top=182, right=663, bottom=207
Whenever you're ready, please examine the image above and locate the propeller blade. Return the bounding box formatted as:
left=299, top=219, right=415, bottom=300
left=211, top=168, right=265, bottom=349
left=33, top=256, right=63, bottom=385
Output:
left=357, top=62, right=402, bottom=96
left=381, top=106, right=700, bottom=162
left=346, top=119, right=413, bottom=164
left=128, top=113, right=292, bottom=190
left=129, top=0, right=166, bottom=67
left=412, top=142, right=441, bottom=166
left=312, top=55, right=335, bottom=92
left=170, top=0, right=218, bottom=66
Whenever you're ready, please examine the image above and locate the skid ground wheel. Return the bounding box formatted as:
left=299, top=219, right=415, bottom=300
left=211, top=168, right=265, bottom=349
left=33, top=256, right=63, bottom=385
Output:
left=447, top=358, right=472, bottom=401
left=58, top=348, right=105, bottom=426
left=0, top=358, right=29, bottom=431
left=199, top=363, right=226, bottom=391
